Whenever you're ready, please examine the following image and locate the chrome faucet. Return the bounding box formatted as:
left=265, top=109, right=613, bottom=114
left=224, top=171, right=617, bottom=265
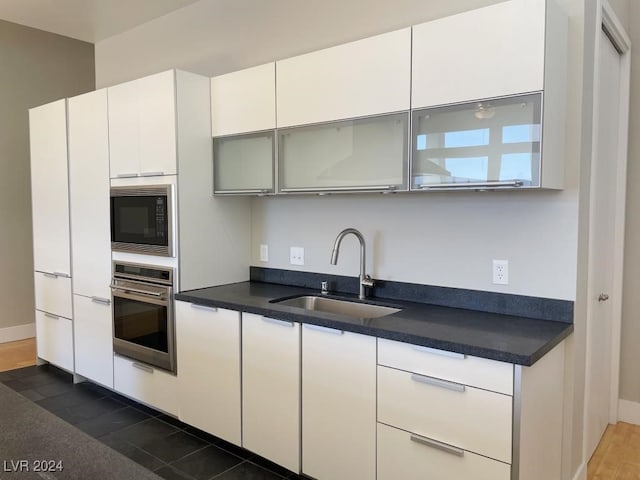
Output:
left=330, top=228, right=374, bottom=299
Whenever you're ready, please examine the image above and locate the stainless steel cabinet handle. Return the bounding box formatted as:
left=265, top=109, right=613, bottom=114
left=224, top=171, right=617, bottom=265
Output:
left=215, top=189, right=270, bottom=194
left=132, top=362, right=154, bottom=373
left=91, top=296, right=111, bottom=305
left=281, top=185, right=395, bottom=193
left=139, top=171, right=164, bottom=177
left=410, top=433, right=465, bottom=457
left=116, top=173, right=139, bottom=178
left=261, top=317, right=295, bottom=327
left=42, top=271, right=69, bottom=279
left=44, top=313, right=59, bottom=320
left=110, top=284, right=163, bottom=297
left=412, top=345, right=466, bottom=360
left=304, top=324, right=344, bottom=335
left=419, top=180, right=523, bottom=190
left=411, top=373, right=466, bottom=393
left=190, top=303, right=218, bottom=312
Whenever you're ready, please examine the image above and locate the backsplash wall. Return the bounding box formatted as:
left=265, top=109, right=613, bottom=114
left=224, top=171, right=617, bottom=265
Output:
left=250, top=189, right=579, bottom=301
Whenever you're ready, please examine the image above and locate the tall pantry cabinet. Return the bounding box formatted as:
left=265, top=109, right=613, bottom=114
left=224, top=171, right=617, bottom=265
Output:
left=29, top=99, right=74, bottom=372
left=67, top=89, right=113, bottom=388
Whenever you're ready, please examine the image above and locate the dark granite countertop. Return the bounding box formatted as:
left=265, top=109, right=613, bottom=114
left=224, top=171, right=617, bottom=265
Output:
left=175, top=280, right=573, bottom=367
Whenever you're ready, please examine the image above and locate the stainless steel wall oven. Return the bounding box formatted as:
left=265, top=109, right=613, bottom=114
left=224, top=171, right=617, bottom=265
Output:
left=111, top=261, right=176, bottom=373
left=110, top=185, right=173, bottom=257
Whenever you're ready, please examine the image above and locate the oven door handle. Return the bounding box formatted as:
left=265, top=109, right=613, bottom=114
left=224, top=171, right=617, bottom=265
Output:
left=109, top=284, right=164, bottom=298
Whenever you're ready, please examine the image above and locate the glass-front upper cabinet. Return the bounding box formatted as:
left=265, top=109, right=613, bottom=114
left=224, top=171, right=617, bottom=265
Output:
left=213, top=132, right=274, bottom=194
left=278, top=113, right=408, bottom=194
left=411, top=93, right=542, bottom=190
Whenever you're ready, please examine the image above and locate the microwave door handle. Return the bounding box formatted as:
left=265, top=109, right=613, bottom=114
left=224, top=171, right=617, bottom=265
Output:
left=109, top=284, right=164, bottom=297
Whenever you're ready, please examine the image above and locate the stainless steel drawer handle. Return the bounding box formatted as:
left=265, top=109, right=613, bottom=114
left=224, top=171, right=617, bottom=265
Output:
left=139, top=171, right=165, bottom=177
left=43, top=272, right=58, bottom=279
left=132, top=362, right=154, bottom=373
left=410, top=433, right=465, bottom=457
left=411, top=373, right=466, bottom=393
left=53, top=271, right=70, bottom=278
left=190, top=303, right=218, bottom=312
left=419, top=180, right=523, bottom=190
left=261, top=317, right=295, bottom=327
left=91, top=296, right=111, bottom=305
left=304, top=324, right=344, bottom=335
left=116, top=173, right=139, bottom=178
left=44, top=313, right=59, bottom=320
left=412, top=345, right=466, bottom=360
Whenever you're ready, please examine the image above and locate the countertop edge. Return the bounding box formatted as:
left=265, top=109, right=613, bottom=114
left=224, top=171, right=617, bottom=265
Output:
left=175, top=289, right=573, bottom=367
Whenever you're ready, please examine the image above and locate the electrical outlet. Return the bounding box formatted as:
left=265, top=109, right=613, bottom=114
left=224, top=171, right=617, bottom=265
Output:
left=259, top=244, right=269, bottom=262
left=290, top=246, right=305, bottom=265
left=493, top=259, right=509, bottom=285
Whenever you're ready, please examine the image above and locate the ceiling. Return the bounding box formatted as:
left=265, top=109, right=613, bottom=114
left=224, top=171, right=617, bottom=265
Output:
left=0, top=0, right=200, bottom=43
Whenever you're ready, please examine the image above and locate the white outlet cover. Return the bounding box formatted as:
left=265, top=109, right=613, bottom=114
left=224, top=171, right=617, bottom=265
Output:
left=492, top=259, right=509, bottom=285
left=290, top=246, right=304, bottom=265
left=260, top=244, right=269, bottom=262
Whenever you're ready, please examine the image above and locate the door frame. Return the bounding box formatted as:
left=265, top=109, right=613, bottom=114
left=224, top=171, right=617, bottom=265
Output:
left=583, top=0, right=630, bottom=460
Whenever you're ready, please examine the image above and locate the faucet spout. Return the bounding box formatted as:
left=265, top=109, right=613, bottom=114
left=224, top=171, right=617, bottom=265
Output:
left=330, top=228, right=373, bottom=299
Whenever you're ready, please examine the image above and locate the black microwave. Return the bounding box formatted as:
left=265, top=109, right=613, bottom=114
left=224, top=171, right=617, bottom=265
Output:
left=110, top=185, right=173, bottom=257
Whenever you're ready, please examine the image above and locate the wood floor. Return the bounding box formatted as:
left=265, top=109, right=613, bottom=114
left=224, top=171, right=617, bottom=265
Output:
left=0, top=337, right=36, bottom=372
left=1, top=337, right=639, bottom=478
left=589, top=422, right=640, bottom=479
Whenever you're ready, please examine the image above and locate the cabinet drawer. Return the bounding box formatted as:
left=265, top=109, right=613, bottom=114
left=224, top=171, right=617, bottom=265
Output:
left=114, top=355, right=178, bottom=416
left=34, top=271, right=72, bottom=318
left=35, top=310, right=73, bottom=372
left=378, top=366, right=512, bottom=463
left=378, top=338, right=513, bottom=395
left=377, top=423, right=510, bottom=480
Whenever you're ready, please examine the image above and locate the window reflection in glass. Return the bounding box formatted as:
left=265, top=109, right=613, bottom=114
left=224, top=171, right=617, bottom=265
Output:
left=411, top=93, right=542, bottom=188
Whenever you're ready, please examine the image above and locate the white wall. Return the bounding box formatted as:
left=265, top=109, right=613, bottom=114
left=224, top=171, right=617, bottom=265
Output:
left=619, top=1, right=640, bottom=403
left=0, top=20, right=94, bottom=339
left=252, top=191, right=578, bottom=299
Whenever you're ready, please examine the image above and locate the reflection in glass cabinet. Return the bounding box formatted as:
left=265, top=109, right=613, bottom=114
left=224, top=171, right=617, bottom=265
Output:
left=213, top=131, right=274, bottom=194
left=278, top=113, right=408, bottom=193
left=411, top=93, right=542, bottom=190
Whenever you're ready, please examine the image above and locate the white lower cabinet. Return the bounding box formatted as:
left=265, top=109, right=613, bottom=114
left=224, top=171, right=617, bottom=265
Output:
left=377, top=422, right=510, bottom=480
left=35, top=310, right=73, bottom=372
left=176, top=301, right=241, bottom=445
left=113, top=355, right=178, bottom=416
left=242, top=313, right=300, bottom=472
left=34, top=272, right=72, bottom=320
left=302, top=325, right=376, bottom=480
left=73, top=295, right=113, bottom=388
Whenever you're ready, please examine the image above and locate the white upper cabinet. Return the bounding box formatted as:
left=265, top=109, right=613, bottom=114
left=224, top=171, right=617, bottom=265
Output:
left=68, top=89, right=111, bottom=299
left=211, top=63, right=275, bottom=136
left=108, top=69, right=177, bottom=178
left=412, top=0, right=546, bottom=108
left=276, top=28, right=411, bottom=127
left=411, top=0, right=568, bottom=190
left=29, top=99, right=71, bottom=276
left=211, top=63, right=276, bottom=194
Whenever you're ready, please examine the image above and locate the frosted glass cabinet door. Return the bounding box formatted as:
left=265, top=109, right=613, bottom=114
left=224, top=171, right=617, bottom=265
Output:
left=213, top=132, right=274, bottom=194
left=278, top=113, right=408, bottom=193
left=411, top=93, right=542, bottom=190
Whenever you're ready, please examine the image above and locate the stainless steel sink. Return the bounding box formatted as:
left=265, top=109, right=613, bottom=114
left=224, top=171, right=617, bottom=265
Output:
left=272, top=295, right=401, bottom=319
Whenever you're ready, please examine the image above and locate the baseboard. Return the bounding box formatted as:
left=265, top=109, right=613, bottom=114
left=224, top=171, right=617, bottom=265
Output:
left=572, top=461, right=586, bottom=480
left=618, top=398, right=640, bottom=425
left=0, top=323, right=35, bottom=344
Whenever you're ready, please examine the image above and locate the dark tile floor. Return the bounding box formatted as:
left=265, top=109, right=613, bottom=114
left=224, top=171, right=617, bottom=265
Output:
left=0, top=365, right=305, bottom=480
